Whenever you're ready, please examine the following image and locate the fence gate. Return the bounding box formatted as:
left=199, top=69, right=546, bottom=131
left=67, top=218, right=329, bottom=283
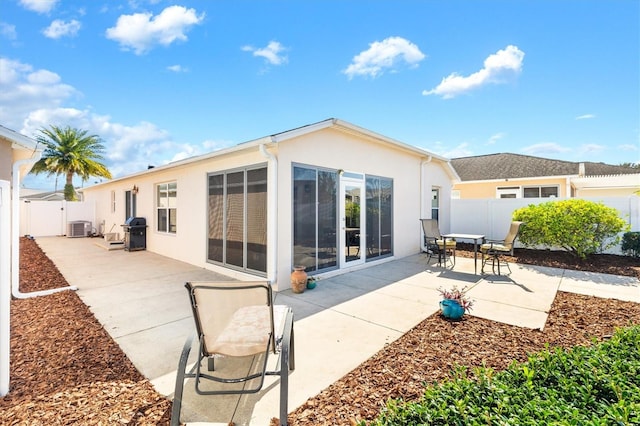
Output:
left=20, top=200, right=95, bottom=237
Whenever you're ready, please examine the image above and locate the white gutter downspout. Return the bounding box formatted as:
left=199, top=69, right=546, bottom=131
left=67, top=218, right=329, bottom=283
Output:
left=1, top=180, right=11, bottom=396
left=259, top=143, right=278, bottom=287
left=420, top=156, right=432, bottom=252
left=12, top=157, right=78, bottom=299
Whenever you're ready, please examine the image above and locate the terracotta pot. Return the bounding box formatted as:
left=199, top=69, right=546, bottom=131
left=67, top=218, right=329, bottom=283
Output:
left=291, top=266, right=307, bottom=293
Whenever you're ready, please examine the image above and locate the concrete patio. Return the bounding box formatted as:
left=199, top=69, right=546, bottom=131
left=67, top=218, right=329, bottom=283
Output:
left=34, top=236, right=640, bottom=425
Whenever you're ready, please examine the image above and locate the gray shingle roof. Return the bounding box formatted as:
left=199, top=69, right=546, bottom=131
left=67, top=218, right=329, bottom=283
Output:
left=451, top=153, right=638, bottom=181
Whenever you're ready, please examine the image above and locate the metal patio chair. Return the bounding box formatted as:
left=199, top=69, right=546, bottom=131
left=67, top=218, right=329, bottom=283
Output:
left=171, top=281, right=295, bottom=426
left=480, top=221, right=524, bottom=275
left=420, top=219, right=456, bottom=267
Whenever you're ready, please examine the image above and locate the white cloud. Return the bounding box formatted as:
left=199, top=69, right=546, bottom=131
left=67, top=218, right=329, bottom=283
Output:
left=43, top=19, right=81, bottom=39
left=242, top=40, right=288, bottom=66
left=618, top=144, right=639, bottom=152
left=167, top=64, right=188, bottom=72
left=0, top=57, right=78, bottom=130
left=487, top=132, right=506, bottom=145
left=105, top=5, right=205, bottom=55
left=575, top=114, right=596, bottom=120
left=0, top=56, right=227, bottom=190
left=19, top=0, right=59, bottom=14
left=579, top=143, right=606, bottom=155
left=423, top=45, right=524, bottom=99
left=521, top=142, right=570, bottom=156
left=343, top=36, right=425, bottom=79
left=0, top=22, right=17, bottom=40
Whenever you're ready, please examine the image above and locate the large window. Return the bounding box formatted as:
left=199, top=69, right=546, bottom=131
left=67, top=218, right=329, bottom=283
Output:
left=156, top=182, right=176, bottom=233
left=207, top=166, right=267, bottom=274
left=366, top=176, right=393, bottom=259
left=292, top=166, right=338, bottom=273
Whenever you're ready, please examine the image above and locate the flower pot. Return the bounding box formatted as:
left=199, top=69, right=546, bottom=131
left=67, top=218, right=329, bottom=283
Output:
left=291, top=266, right=307, bottom=294
left=440, top=299, right=465, bottom=320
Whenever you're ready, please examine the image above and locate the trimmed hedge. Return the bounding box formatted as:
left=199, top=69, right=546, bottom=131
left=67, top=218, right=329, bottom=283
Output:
left=365, top=325, right=640, bottom=425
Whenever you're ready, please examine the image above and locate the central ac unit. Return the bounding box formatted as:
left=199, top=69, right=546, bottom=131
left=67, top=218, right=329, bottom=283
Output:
left=67, top=221, right=91, bottom=238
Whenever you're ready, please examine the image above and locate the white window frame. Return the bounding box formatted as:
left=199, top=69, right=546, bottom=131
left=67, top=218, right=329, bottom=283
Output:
left=156, top=182, right=177, bottom=234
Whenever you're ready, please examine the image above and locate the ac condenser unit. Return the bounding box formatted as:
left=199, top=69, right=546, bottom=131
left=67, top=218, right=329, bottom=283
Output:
left=67, top=221, right=92, bottom=238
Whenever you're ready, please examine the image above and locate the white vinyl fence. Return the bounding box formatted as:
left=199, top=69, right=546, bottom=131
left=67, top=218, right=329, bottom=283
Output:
left=450, top=196, right=640, bottom=254
left=19, top=200, right=95, bottom=237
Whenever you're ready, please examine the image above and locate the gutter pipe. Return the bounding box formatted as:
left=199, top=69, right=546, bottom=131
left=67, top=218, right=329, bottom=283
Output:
left=11, top=156, right=77, bottom=299
left=419, top=156, right=432, bottom=251
left=259, top=143, right=278, bottom=287
left=1, top=180, right=10, bottom=395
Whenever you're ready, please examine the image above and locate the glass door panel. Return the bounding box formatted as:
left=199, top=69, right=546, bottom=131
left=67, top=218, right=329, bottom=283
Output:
left=340, top=177, right=365, bottom=267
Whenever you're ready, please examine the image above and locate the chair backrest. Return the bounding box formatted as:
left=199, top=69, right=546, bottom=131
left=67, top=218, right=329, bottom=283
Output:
left=185, top=281, right=275, bottom=357
left=420, top=219, right=442, bottom=239
left=502, top=221, right=524, bottom=251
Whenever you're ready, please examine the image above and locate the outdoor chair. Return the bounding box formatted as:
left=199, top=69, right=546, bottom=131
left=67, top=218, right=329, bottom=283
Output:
left=420, top=219, right=456, bottom=267
left=480, top=221, right=524, bottom=275
left=171, top=281, right=295, bottom=426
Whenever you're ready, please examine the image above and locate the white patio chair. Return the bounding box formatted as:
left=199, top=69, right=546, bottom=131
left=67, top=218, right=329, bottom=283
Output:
left=171, top=280, right=295, bottom=426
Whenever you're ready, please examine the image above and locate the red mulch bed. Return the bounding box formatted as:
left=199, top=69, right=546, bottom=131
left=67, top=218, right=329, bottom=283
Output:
left=2, top=237, right=639, bottom=425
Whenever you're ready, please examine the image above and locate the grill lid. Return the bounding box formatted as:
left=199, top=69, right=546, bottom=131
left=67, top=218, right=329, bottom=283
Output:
left=124, top=217, right=146, bottom=226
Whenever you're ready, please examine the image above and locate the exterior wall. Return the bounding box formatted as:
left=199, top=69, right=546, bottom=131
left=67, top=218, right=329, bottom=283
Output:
left=576, top=188, right=639, bottom=198
left=83, top=147, right=267, bottom=282
left=453, top=177, right=571, bottom=199
left=83, top=127, right=454, bottom=291
left=273, top=127, right=452, bottom=288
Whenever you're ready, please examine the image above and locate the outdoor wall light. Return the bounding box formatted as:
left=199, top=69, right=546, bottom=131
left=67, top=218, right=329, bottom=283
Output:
left=132, top=185, right=139, bottom=194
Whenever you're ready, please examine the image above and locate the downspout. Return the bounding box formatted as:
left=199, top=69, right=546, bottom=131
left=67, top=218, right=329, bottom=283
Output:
left=420, top=156, right=432, bottom=251
left=12, top=156, right=78, bottom=299
left=259, top=143, right=278, bottom=287
left=1, top=180, right=10, bottom=396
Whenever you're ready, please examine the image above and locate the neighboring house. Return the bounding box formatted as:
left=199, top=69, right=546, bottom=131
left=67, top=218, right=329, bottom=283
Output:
left=20, top=189, right=66, bottom=201
left=451, top=153, right=639, bottom=199
left=82, top=118, right=458, bottom=291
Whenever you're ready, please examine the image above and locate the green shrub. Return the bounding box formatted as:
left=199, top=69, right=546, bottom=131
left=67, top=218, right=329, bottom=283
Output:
left=365, top=325, right=640, bottom=426
left=512, top=199, right=629, bottom=259
left=621, top=232, right=640, bottom=258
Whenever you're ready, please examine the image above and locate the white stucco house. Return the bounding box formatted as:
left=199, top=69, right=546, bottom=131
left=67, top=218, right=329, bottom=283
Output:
left=82, top=119, right=458, bottom=290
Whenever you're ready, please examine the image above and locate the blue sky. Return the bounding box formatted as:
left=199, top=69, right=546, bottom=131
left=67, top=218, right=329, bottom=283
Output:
left=1, top=0, right=638, bottom=191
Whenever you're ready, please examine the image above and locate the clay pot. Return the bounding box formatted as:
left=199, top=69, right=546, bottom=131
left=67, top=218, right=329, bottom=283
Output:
left=291, top=266, right=307, bottom=293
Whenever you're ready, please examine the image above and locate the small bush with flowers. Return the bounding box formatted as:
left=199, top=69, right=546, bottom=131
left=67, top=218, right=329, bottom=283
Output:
left=438, top=285, right=474, bottom=313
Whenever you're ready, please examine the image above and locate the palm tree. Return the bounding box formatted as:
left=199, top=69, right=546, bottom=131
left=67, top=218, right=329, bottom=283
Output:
left=30, top=125, right=112, bottom=201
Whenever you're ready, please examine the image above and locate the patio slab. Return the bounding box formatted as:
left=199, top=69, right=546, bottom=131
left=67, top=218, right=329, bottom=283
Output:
left=32, top=237, right=639, bottom=425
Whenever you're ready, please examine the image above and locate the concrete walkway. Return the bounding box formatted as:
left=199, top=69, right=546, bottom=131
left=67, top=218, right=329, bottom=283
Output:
left=34, top=237, right=640, bottom=425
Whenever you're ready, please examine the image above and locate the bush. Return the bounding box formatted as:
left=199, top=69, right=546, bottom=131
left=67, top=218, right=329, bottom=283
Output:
left=365, top=325, right=640, bottom=426
left=512, top=199, right=629, bottom=259
left=621, top=232, right=640, bottom=258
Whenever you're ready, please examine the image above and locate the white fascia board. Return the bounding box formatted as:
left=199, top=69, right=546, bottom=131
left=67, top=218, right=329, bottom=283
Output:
left=0, top=125, right=41, bottom=152
left=83, top=136, right=274, bottom=190
left=459, top=174, right=579, bottom=184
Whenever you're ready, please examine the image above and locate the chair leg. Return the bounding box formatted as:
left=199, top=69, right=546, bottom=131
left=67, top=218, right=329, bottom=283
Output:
left=171, top=333, right=195, bottom=426
left=278, top=311, right=294, bottom=426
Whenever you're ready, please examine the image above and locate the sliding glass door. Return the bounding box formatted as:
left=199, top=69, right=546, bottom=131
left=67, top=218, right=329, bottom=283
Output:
left=292, top=166, right=338, bottom=273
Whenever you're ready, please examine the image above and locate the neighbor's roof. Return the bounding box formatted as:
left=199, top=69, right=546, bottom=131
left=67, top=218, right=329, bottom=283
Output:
left=0, top=124, right=40, bottom=152
left=451, top=153, right=638, bottom=181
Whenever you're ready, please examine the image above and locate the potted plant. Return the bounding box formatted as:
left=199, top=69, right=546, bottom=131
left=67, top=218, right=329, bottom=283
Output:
left=438, top=285, right=474, bottom=320
left=306, top=276, right=318, bottom=289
